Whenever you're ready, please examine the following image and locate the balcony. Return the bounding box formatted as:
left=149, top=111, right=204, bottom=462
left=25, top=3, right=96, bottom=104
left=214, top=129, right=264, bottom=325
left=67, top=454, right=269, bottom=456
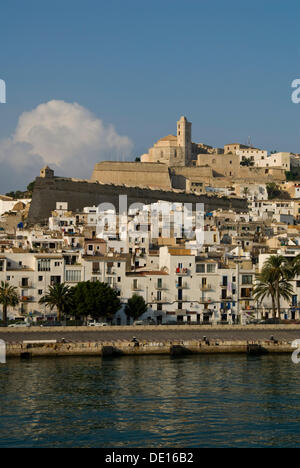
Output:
left=200, top=284, right=212, bottom=291
left=106, top=270, right=116, bottom=276
left=220, top=296, right=233, bottom=301
left=220, top=283, right=228, bottom=288
left=156, top=285, right=167, bottom=290
left=175, top=268, right=189, bottom=276
left=176, top=283, right=189, bottom=289
left=21, top=296, right=34, bottom=302
left=19, top=281, right=34, bottom=289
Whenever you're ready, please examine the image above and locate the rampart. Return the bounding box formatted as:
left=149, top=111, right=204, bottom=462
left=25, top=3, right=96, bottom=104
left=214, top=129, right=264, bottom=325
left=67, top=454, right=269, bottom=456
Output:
left=27, top=177, right=248, bottom=225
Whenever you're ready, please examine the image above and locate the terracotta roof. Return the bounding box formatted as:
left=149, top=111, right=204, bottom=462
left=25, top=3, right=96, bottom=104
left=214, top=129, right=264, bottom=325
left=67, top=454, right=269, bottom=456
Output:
left=158, top=135, right=177, bottom=142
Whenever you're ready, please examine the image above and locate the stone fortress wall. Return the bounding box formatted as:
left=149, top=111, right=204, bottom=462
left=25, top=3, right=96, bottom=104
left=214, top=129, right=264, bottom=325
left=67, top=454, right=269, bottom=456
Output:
left=91, top=162, right=172, bottom=190
left=27, top=175, right=248, bottom=225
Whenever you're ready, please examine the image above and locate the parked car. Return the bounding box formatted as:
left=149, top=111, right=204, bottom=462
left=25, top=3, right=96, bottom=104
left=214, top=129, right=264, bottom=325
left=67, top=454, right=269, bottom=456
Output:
left=133, top=320, right=145, bottom=326
left=8, top=322, right=31, bottom=328
left=88, top=321, right=108, bottom=327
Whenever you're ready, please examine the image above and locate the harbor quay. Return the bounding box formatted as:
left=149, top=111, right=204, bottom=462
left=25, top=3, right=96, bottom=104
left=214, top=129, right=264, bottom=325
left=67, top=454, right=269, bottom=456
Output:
left=1, top=325, right=300, bottom=357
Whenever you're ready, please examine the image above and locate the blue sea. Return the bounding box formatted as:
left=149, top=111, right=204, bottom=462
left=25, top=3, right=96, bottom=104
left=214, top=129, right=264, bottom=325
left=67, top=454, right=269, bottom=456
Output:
left=0, top=354, right=299, bottom=448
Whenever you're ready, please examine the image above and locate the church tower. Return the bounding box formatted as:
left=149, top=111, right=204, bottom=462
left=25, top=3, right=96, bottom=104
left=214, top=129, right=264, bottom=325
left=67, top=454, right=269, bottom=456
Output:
left=177, top=116, right=192, bottom=165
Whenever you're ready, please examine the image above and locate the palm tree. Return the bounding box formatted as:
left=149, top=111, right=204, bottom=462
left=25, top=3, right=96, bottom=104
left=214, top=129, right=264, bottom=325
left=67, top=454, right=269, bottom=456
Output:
left=253, top=271, right=277, bottom=318
left=253, top=256, right=294, bottom=319
left=0, top=281, right=19, bottom=325
left=263, top=255, right=294, bottom=318
left=39, top=283, right=73, bottom=322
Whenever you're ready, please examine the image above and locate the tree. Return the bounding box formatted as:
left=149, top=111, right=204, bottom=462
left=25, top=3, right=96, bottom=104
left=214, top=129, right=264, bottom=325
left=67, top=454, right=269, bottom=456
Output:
left=240, top=158, right=254, bottom=167
left=125, top=294, right=148, bottom=321
left=253, top=271, right=277, bottom=318
left=39, top=283, right=74, bottom=321
left=266, top=183, right=281, bottom=200
left=72, top=281, right=121, bottom=322
left=254, top=256, right=294, bottom=319
left=243, top=187, right=249, bottom=198
left=27, top=181, right=35, bottom=193
left=264, top=255, right=294, bottom=318
left=0, top=282, right=19, bottom=324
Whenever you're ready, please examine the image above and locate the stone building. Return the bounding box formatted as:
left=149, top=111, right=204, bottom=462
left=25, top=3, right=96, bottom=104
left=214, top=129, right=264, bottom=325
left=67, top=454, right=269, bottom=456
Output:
left=141, top=116, right=193, bottom=166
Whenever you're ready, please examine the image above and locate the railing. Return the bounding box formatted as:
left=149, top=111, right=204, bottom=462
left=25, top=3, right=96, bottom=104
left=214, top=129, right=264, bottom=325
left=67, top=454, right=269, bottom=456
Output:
left=21, top=296, right=34, bottom=302
left=176, top=283, right=189, bottom=289
left=19, top=281, right=34, bottom=288
left=200, top=284, right=212, bottom=291
left=175, top=268, right=189, bottom=275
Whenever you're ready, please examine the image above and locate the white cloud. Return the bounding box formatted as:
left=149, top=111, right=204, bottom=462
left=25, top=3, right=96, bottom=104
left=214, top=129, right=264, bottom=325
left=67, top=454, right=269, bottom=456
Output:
left=0, top=100, right=134, bottom=192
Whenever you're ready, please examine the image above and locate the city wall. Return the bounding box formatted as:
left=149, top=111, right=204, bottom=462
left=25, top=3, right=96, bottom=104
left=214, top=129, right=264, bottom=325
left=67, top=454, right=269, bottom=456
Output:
left=27, top=177, right=248, bottom=225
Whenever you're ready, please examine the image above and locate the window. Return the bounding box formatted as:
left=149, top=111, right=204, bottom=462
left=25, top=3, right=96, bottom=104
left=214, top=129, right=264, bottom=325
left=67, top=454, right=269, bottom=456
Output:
left=38, top=259, right=50, bottom=272
left=93, top=262, right=100, bottom=274
left=196, top=264, right=205, bottom=273
left=242, top=275, right=252, bottom=285
left=65, top=270, right=81, bottom=283
left=38, top=290, right=43, bottom=295
left=50, top=276, right=61, bottom=285
left=207, top=264, right=216, bottom=273
left=54, top=262, right=60, bottom=267
left=21, top=278, right=29, bottom=287
left=241, top=288, right=252, bottom=298
left=39, top=276, right=43, bottom=282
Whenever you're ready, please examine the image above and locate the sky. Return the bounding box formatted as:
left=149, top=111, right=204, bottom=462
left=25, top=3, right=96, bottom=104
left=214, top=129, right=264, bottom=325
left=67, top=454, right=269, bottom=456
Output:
left=0, top=0, right=299, bottom=192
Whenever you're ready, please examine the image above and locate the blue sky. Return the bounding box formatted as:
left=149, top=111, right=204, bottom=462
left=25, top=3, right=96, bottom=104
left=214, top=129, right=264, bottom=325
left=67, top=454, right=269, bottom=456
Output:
left=0, top=0, right=299, bottom=190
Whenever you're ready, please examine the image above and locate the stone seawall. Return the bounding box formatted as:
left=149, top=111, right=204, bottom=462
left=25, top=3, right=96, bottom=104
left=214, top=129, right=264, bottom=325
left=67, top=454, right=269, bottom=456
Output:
left=27, top=177, right=248, bottom=224
left=6, top=339, right=294, bottom=358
